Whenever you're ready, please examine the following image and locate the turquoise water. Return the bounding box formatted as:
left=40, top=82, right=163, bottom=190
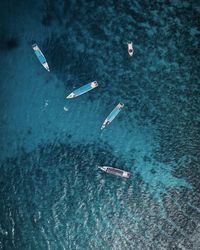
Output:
left=0, top=0, right=200, bottom=249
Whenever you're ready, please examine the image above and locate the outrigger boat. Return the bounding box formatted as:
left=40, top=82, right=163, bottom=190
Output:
left=101, top=103, right=124, bottom=130
left=32, top=44, right=50, bottom=72
left=66, top=81, right=98, bottom=99
left=127, top=41, right=134, bottom=56
left=98, top=166, right=130, bottom=178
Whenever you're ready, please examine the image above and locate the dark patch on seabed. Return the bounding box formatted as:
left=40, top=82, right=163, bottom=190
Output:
left=0, top=36, right=19, bottom=51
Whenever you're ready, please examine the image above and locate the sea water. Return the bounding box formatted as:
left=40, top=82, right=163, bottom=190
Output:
left=0, top=0, right=200, bottom=249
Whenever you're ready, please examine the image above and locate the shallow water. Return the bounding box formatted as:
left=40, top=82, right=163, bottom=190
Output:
left=0, top=0, right=200, bottom=249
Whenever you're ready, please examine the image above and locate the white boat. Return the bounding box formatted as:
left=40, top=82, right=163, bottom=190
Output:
left=32, top=43, right=50, bottom=72
left=66, top=81, right=98, bottom=99
left=101, top=103, right=124, bottom=130
left=127, top=41, right=134, bottom=56
left=98, top=166, right=130, bottom=178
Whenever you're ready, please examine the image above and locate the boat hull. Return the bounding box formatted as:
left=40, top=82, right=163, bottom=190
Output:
left=66, top=81, right=98, bottom=99
left=98, top=166, right=130, bottom=178
left=32, top=44, right=50, bottom=72
left=127, top=42, right=134, bottom=56
left=101, top=103, right=124, bottom=130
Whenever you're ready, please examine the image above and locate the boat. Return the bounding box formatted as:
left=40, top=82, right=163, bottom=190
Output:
left=98, top=165, right=130, bottom=178
left=32, top=43, right=50, bottom=72
left=127, top=41, right=134, bottom=56
left=66, top=81, right=98, bottom=99
left=101, top=102, right=124, bottom=130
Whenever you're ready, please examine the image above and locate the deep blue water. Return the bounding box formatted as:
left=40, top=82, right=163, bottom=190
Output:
left=0, top=0, right=200, bottom=249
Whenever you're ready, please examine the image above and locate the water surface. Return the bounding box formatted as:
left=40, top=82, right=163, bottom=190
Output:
left=0, top=0, right=200, bottom=249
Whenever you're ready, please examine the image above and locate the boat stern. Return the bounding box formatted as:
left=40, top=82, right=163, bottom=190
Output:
left=117, top=102, right=124, bottom=109
left=91, top=81, right=98, bottom=88
left=32, top=43, right=38, bottom=50
left=122, top=172, right=130, bottom=178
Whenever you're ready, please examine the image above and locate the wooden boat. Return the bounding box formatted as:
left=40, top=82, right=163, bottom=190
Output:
left=98, top=165, right=130, bottom=178
left=32, top=43, right=50, bottom=72
left=66, top=81, right=98, bottom=99
left=127, top=41, right=134, bottom=56
left=101, top=103, right=124, bottom=130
